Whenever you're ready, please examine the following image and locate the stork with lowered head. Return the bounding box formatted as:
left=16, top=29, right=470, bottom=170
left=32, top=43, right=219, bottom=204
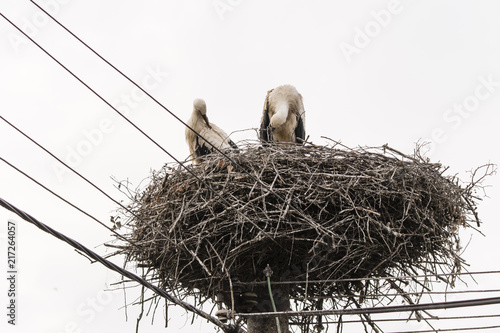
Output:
left=185, top=98, right=238, bottom=164
left=259, top=84, right=306, bottom=144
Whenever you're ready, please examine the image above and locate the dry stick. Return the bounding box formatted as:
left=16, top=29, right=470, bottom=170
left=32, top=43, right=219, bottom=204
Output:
left=0, top=115, right=140, bottom=248
left=136, top=280, right=146, bottom=333
left=207, top=240, right=236, bottom=322
left=117, top=143, right=490, bottom=331
left=5, top=14, right=279, bottom=299
left=239, top=295, right=500, bottom=319
left=32, top=0, right=338, bottom=249
left=0, top=197, right=234, bottom=332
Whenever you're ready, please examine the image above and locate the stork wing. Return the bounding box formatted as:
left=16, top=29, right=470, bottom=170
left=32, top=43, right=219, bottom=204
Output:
left=295, top=115, right=305, bottom=142
left=294, top=93, right=306, bottom=143
left=228, top=139, right=238, bottom=150
left=191, top=126, right=237, bottom=162
left=259, top=89, right=273, bottom=143
left=208, top=123, right=237, bottom=150
left=194, top=136, right=212, bottom=157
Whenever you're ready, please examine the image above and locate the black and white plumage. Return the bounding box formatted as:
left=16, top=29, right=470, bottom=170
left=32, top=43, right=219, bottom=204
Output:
left=259, top=84, right=306, bottom=144
left=185, top=98, right=237, bottom=164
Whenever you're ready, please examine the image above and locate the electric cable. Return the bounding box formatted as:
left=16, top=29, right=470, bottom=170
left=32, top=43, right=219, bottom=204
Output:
left=3, top=7, right=499, bottom=332
left=0, top=114, right=143, bottom=228
left=0, top=156, right=131, bottom=245
left=233, top=270, right=500, bottom=286
left=298, top=313, right=500, bottom=325
left=29, top=0, right=240, bottom=162
left=0, top=13, right=203, bottom=184
left=238, top=295, right=500, bottom=319
left=387, top=325, right=500, bottom=333
left=22, top=2, right=333, bottom=239
left=0, top=196, right=240, bottom=332
left=0, top=13, right=282, bottom=246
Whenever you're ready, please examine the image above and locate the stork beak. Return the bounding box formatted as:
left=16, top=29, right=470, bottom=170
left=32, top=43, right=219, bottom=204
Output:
left=202, top=114, right=212, bottom=129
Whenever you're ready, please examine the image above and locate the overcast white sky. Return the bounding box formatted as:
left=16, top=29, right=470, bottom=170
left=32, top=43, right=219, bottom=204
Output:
left=1, top=1, right=500, bottom=332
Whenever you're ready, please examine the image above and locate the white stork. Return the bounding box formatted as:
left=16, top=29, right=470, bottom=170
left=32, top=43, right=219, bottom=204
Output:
left=259, top=84, right=306, bottom=144
left=185, top=98, right=237, bottom=164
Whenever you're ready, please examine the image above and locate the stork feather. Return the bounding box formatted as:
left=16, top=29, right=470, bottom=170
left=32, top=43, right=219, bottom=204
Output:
left=186, top=98, right=237, bottom=164
left=259, top=84, right=306, bottom=144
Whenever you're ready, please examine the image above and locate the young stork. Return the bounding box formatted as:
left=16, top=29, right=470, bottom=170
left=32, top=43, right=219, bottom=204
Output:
left=185, top=98, right=237, bottom=164
left=259, top=84, right=306, bottom=144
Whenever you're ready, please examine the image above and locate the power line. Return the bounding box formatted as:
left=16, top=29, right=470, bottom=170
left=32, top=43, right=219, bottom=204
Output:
left=23, top=2, right=332, bottom=238
left=238, top=296, right=500, bottom=319
left=4, top=167, right=494, bottom=332
left=288, top=303, right=500, bottom=331
left=365, top=288, right=500, bottom=298
left=0, top=114, right=142, bottom=227
left=387, top=325, right=500, bottom=333
left=289, top=289, right=500, bottom=303
left=0, top=196, right=241, bottom=333
left=0, top=13, right=284, bottom=246
left=0, top=156, right=131, bottom=245
left=29, top=0, right=240, bottom=162
left=295, top=313, right=500, bottom=325
left=233, top=270, right=500, bottom=286
left=0, top=13, right=203, bottom=184
left=4, top=8, right=498, bottom=331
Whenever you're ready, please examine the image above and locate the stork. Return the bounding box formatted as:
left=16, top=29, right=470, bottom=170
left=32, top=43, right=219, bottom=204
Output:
left=185, top=98, right=237, bottom=164
left=259, top=84, right=306, bottom=144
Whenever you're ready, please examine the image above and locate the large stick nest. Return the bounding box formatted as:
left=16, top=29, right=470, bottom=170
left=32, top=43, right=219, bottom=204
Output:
left=112, top=142, right=486, bottom=315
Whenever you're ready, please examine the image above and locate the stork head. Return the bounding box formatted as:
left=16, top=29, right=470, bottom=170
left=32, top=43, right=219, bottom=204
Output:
left=193, top=98, right=206, bottom=115
left=193, top=98, right=211, bottom=128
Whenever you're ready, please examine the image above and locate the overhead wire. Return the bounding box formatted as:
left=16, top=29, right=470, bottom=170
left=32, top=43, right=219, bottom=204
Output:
left=0, top=114, right=144, bottom=237
left=0, top=196, right=240, bottom=333
left=387, top=325, right=500, bottom=332
left=288, top=286, right=500, bottom=330
left=28, top=0, right=241, bottom=162
left=0, top=13, right=203, bottom=184
left=233, top=270, right=500, bottom=286
left=0, top=156, right=131, bottom=245
left=238, top=295, right=500, bottom=319
left=0, top=16, right=272, bottom=331
left=0, top=11, right=281, bottom=246
left=0, top=23, right=283, bottom=333
left=25, top=1, right=334, bottom=238
left=0, top=10, right=268, bottom=238
left=292, top=313, right=500, bottom=325
left=287, top=301, right=500, bottom=331
left=287, top=289, right=500, bottom=305
left=2, top=6, right=499, bottom=333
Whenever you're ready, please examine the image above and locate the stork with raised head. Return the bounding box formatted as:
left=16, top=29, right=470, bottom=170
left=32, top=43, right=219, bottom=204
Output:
left=185, top=98, right=237, bottom=164
left=259, top=84, right=306, bottom=144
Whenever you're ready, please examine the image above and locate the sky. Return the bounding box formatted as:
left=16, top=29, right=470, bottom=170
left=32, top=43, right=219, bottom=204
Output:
left=1, top=0, right=500, bottom=332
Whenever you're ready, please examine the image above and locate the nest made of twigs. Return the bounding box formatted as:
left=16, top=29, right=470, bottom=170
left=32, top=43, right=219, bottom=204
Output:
left=112, top=141, right=486, bottom=315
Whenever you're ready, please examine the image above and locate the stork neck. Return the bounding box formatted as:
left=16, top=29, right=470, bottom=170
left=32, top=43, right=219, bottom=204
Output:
left=271, top=102, right=289, bottom=128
